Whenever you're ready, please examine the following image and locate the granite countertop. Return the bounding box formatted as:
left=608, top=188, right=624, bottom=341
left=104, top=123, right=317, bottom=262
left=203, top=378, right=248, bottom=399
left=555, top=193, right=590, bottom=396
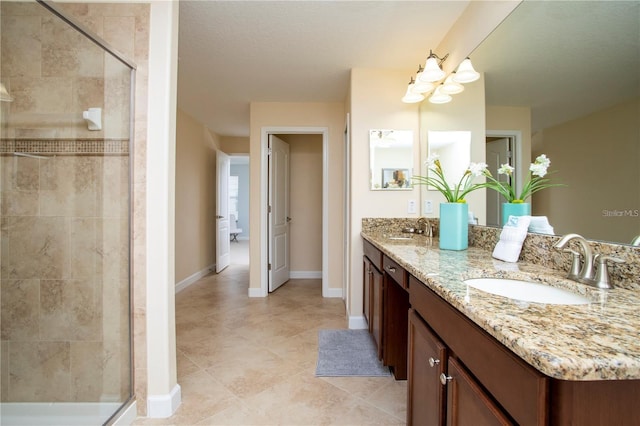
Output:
left=362, top=230, right=640, bottom=381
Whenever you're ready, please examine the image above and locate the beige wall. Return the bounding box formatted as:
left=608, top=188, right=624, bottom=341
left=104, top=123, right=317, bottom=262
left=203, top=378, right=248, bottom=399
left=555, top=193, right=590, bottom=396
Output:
left=348, top=68, right=421, bottom=319
left=279, top=134, right=323, bottom=273
left=532, top=98, right=640, bottom=243
left=249, top=102, right=345, bottom=295
left=175, top=108, right=217, bottom=283
left=220, top=136, right=249, bottom=154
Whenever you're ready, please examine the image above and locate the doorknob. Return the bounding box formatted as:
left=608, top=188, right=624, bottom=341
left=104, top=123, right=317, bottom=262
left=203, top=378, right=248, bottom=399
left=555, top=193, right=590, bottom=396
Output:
left=216, top=215, right=224, bottom=219
left=286, top=217, right=292, bottom=222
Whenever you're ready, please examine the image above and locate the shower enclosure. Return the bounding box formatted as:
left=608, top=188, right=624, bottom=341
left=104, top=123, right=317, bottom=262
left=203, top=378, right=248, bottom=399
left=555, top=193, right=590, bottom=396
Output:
left=1, top=1, right=135, bottom=424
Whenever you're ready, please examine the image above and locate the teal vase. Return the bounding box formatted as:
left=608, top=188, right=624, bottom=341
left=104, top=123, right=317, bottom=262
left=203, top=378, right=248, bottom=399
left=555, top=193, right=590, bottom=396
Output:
left=439, top=203, right=468, bottom=251
left=502, top=202, right=531, bottom=225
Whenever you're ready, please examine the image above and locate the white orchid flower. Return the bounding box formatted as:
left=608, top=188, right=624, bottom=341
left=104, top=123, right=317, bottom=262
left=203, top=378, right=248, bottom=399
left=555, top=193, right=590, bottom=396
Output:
left=497, top=164, right=514, bottom=175
left=469, top=162, right=488, bottom=177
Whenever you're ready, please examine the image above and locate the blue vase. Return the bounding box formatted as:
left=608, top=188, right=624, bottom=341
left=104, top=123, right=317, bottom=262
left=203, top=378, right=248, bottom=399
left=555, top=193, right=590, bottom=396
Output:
left=439, top=203, right=468, bottom=251
left=501, top=202, right=531, bottom=226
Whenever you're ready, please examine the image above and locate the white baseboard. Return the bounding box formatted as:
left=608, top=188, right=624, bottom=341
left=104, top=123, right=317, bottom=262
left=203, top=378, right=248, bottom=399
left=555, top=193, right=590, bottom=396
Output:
left=248, top=287, right=266, bottom=297
left=349, top=315, right=368, bottom=329
left=290, top=270, right=322, bottom=279
left=147, top=384, right=181, bottom=418
left=175, top=264, right=215, bottom=293
left=323, top=286, right=343, bottom=298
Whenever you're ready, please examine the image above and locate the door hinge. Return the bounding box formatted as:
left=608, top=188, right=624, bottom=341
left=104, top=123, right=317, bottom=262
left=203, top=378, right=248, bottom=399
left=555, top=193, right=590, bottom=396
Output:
left=268, top=263, right=272, bottom=271
left=268, top=147, right=272, bottom=156
left=507, top=150, right=513, bottom=158
left=268, top=205, right=272, bottom=213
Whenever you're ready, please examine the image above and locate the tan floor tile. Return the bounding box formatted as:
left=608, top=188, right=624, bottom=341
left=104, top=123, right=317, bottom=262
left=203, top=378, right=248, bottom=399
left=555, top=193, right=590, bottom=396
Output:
left=135, top=265, right=408, bottom=425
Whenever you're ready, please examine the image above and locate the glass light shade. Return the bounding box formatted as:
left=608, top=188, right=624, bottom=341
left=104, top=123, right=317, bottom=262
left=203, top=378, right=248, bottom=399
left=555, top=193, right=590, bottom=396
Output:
left=428, top=86, right=452, bottom=104
left=441, top=75, right=464, bottom=95
left=411, top=79, right=435, bottom=94
left=419, top=56, right=445, bottom=82
left=0, top=83, right=13, bottom=102
left=402, top=84, right=425, bottom=103
left=452, top=58, right=480, bottom=83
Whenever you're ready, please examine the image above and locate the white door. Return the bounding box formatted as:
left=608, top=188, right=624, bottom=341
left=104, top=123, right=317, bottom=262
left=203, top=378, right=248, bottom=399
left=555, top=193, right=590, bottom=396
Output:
left=268, top=135, right=290, bottom=292
left=486, top=138, right=511, bottom=227
left=216, top=150, right=231, bottom=272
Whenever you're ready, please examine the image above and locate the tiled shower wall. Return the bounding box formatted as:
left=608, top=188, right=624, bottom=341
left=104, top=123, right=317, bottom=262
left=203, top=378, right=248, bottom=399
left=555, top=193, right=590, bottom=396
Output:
left=0, top=1, right=149, bottom=404
left=0, top=153, right=130, bottom=402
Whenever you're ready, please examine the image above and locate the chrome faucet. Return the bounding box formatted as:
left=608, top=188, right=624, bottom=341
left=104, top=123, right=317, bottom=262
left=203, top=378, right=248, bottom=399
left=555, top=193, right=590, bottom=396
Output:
left=631, top=235, right=640, bottom=246
left=416, top=217, right=433, bottom=237
left=554, top=233, right=624, bottom=289
left=553, top=233, right=595, bottom=282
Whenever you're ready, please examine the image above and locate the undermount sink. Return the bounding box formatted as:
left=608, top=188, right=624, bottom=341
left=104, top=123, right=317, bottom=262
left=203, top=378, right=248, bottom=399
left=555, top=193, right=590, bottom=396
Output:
left=464, top=278, right=591, bottom=305
left=387, top=236, right=413, bottom=240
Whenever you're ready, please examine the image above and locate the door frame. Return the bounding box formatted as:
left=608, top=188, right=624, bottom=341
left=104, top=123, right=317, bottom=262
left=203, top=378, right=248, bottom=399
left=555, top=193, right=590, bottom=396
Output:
left=486, top=129, right=523, bottom=196
left=259, top=127, right=329, bottom=297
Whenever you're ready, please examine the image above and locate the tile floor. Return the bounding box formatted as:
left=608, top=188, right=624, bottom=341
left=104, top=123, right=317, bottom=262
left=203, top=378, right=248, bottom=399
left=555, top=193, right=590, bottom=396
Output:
left=133, top=252, right=407, bottom=425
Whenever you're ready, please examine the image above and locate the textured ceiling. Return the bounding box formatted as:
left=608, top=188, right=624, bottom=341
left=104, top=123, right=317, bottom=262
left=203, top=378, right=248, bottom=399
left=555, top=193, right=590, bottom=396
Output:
left=177, top=1, right=469, bottom=137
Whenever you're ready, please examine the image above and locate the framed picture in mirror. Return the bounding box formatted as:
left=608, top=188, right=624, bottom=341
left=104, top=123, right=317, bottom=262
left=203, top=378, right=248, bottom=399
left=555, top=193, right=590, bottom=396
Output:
left=382, top=168, right=411, bottom=189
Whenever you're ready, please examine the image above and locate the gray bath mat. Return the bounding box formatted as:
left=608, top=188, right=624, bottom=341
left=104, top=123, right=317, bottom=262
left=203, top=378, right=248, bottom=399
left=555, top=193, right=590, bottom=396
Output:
left=315, top=329, right=391, bottom=377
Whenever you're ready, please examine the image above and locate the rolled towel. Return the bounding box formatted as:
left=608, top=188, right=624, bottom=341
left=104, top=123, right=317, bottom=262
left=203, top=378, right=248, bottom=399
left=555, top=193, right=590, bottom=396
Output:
left=492, top=215, right=531, bottom=263
left=528, top=216, right=554, bottom=234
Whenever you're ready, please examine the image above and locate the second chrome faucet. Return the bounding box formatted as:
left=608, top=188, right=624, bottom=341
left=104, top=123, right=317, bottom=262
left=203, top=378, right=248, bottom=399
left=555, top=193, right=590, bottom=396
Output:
left=553, top=233, right=624, bottom=289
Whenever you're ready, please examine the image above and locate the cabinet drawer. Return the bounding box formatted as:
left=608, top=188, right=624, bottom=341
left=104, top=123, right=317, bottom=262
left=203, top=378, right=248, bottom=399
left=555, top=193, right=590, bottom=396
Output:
left=363, top=239, right=383, bottom=271
left=410, top=276, right=548, bottom=426
left=383, top=255, right=408, bottom=289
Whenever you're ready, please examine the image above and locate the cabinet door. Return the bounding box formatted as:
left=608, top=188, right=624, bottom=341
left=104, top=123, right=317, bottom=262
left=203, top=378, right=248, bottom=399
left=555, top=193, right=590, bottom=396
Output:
left=444, top=358, right=513, bottom=426
left=407, top=309, right=447, bottom=426
left=363, top=256, right=372, bottom=330
left=371, top=265, right=384, bottom=360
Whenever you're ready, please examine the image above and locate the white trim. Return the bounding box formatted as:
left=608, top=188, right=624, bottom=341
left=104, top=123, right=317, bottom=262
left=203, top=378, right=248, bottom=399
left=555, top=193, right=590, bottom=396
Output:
left=175, top=264, right=215, bottom=293
left=486, top=130, right=523, bottom=194
left=324, top=286, right=343, bottom=298
left=348, top=315, right=368, bottom=329
left=290, top=270, right=322, bottom=279
left=112, top=400, right=137, bottom=426
left=147, top=384, right=181, bottom=418
left=248, top=286, right=267, bottom=297
left=259, top=127, right=330, bottom=298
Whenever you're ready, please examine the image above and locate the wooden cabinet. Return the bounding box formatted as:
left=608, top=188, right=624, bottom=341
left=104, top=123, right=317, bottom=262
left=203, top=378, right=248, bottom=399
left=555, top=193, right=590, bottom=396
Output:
left=363, top=239, right=410, bottom=379
left=408, top=309, right=447, bottom=426
left=408, top=274, right=640, bottom=426
left=409, top=275, right=544, bottom=425
left=444, top=357, right=513, bottom=426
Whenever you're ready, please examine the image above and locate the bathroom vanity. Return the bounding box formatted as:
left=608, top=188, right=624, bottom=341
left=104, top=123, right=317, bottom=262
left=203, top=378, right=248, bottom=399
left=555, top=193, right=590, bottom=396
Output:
left=362, top=227, right=640, bottom=425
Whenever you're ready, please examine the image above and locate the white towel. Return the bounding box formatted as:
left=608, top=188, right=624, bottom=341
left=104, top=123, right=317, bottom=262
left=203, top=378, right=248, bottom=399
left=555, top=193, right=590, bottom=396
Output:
left=528, top=216, right=554, bottom=235
left=492, top=215, right=531, bottom=263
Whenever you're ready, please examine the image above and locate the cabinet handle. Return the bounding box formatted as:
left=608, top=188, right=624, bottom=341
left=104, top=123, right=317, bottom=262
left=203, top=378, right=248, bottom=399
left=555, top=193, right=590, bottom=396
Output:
left=428, top=357, right=440, bottom=367
left=440, top=373, right=452, bottom=385
left=387, top=266, right=396, bottom=273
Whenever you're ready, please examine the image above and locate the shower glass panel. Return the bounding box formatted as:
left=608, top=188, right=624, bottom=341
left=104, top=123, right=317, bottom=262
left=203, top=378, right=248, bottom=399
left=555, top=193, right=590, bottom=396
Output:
left=0, top=1, right=134, bottom=424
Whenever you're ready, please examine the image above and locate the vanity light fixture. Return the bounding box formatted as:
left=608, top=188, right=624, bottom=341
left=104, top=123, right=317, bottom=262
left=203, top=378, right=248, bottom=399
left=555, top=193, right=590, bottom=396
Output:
left=411, top=65, right=436, bottom=94
left=452, top=58, right=480, bottom=83
left=401, top=77, right=425, bottom=103
left=428, top=84, right=452, bottom=104
left=441, top=73, right=464, bottom=95
left=418, top=50, right=448, bottom=83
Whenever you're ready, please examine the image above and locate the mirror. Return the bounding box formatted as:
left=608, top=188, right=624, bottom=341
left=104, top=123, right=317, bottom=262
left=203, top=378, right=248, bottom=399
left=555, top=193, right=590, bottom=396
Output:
left=451, top=0, right=640, bottom=244
left=369, top=129, right=413, bottom=190
left=427, top=131, right=471, bottom=190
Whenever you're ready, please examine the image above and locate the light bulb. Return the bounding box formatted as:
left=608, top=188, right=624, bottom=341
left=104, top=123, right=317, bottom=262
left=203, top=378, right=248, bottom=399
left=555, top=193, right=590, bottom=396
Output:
left=402, top=82, right=425, bottom=103
left=428, top=86, right=452, bottom=104
left=441, top=74, right=464, bottom=95
left=419, top=56, right=445, bottom=83
left=452, top=58, right=480, bottom=83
